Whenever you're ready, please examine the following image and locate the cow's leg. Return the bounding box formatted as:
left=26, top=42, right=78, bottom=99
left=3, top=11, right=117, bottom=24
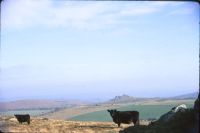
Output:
left=133, top=119, right=139, bottom=126
left=118, top=123, right=121, bottom=127
left=136, top=120, right=140, bottom=125
left=133, top=120, right=137, bottom=126
left=133, top=121, right=135, bottom=126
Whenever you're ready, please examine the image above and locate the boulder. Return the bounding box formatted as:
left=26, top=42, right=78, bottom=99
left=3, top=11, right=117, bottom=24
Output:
left=158, top=104, right=187, bottom=123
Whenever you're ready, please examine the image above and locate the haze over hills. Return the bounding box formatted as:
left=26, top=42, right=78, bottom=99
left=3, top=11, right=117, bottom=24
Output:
left=0, top=92, right=198, bottom=110
left=168, top=92, right=199, bottom=100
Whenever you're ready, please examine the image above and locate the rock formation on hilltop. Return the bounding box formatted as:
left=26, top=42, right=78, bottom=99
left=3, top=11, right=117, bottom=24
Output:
left=107, top=94, right=147, bottom=104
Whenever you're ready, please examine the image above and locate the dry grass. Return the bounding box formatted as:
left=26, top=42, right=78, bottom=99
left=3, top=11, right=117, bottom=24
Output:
left=0, top=116, right=149, bottom=133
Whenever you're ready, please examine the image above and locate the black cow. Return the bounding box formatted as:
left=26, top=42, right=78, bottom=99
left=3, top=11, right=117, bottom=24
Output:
left=14, top=114, right=30, bottom=125
left=107, top=109, right=139, bottom=127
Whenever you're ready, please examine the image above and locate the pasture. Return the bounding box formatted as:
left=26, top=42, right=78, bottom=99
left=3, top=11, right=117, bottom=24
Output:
left=70, top=100, right=195, bottom=121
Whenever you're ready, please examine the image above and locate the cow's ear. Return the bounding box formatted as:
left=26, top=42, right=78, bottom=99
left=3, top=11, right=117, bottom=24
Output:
left=107, top=110, right=110, bottom=112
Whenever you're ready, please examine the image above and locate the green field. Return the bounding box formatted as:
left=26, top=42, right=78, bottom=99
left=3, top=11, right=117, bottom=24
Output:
left=70, top=100, right=195, bottom=122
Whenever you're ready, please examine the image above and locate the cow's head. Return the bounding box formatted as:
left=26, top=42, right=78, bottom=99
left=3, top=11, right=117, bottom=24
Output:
left=14, top=114, right=20, bottom=120
left=107, top=109, right=117, bottom=118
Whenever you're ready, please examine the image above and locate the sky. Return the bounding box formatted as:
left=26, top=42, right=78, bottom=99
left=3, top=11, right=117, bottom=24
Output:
left=0, top=0, right=199, bottom=102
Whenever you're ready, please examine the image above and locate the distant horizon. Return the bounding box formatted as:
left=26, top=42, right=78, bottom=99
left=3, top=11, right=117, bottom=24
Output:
left=0, top=91, right=198, bottom=103
left=1, top=1, right=199, bottom=102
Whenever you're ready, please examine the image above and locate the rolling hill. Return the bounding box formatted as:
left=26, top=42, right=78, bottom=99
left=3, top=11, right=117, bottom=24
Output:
left=169, top=92, right=199, bottom=100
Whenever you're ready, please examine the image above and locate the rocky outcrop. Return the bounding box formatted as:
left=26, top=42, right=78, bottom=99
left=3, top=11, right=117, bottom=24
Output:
left=158, top=104, right=187, bottom=123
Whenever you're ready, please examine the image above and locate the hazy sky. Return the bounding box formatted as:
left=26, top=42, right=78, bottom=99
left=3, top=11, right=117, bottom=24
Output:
left=0, top=1, right=199, bottom=101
